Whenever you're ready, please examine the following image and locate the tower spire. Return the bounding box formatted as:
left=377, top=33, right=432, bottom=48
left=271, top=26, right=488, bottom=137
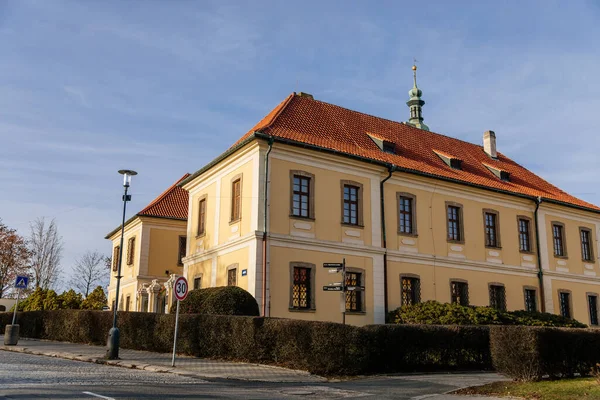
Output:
left=406, top=63, right=429, bottom=131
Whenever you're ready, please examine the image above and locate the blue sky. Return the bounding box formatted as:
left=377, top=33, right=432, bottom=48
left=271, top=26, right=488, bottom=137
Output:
left=2, top=1, right=600, bottom=288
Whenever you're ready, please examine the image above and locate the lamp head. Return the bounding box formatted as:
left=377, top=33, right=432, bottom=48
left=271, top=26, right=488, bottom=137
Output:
left=118, top=170, right=138, bottom=187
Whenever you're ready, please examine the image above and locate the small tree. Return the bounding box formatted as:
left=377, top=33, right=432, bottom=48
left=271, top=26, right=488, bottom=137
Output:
left=81, top=285, right=107, bottom=310
left=0, top=219, right=31, bottom=298
left=59, top=289, right=82, bottom=309
left=68, top=251, right=109, bottom=296
left=29, top=217, right=63, bottom=289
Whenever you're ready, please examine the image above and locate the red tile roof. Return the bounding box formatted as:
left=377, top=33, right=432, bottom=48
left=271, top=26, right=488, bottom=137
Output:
left=238, top=93, right=600, bottom=212
left=138, top=173, right=190, bottom=220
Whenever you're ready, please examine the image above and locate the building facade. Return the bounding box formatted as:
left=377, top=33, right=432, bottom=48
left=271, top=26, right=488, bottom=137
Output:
left=106, top=174, right=189, bottom=313
left=178, top=71, right=600, bottom=326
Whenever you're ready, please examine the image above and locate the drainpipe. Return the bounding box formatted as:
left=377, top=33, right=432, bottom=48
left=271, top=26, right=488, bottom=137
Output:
left=262, top=137, right=274, bottom=316
left=534, top=196, right=546, bottom=313
left=380, top=165, right=395, bottom=318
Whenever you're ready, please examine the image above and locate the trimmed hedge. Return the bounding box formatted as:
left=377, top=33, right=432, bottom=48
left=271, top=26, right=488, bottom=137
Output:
left=172, top=286, right=259, bottom=316
left=389, top=301, right=587, bottom=328
left=490, top=326, right=600, bottom=381
left=0, top=311, right=490, bottom=375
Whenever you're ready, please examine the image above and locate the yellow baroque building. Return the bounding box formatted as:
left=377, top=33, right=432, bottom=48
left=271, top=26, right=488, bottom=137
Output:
left=106, top=174, right=189, bottom=313
left=180, top=80, right=600, bottom=327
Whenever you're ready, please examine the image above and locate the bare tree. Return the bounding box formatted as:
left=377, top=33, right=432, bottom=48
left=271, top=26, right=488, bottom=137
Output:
left=29, top=217, right=63, bottom=289
left=68, top=251, right=109, bottom=296
left=0, top=219, right=30, bottom=297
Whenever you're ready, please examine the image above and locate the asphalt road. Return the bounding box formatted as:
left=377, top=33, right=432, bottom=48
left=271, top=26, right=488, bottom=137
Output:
left=0, top=351, right=501, bottom=399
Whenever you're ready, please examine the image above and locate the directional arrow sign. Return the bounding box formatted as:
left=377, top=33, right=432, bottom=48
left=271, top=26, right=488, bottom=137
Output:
left=323, top=285, right=343, bottom=292
left=346, top=285, right=365, bottom=292
left=328, top=268, right=341, bottom=274
left=323, top=263, right=343, bottom=268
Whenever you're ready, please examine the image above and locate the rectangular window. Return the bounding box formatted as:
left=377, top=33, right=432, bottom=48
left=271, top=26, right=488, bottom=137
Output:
left=193, top=277, right=202, bottom=290
left=177, top=236, right=186, bottom=266
left=447, top=206, right=462, bottom=242
left=227, top=268, right=237, bottom=286
left=343, top=185, right=359, bottom=225
left=126, top=237, right=135, bottom=266
left=489, top=285, right=506, bottom=311
left=524, top=289, right=537, bottom=312
left=125, top=296, right=131, bottom=312
left=450, top=281, right=469, bottom=306
left=291, top=267, right=312, bottom=309
left=112, top=246, right=120, bottom=272
left=519, top=218, right=531, bottom=252
left=399, top=196, right=414, bottom=234
left=198, top=198, right=206, bottom=236
left=401, top=277, right=421, bottom=306
left=484, top=212, right=498, bottom=247
left=553, top=224, right=565, bottom=257
left=589, top=295, right=599, bottom=326
left=345, top=272, right=363, bottom=312
left=559, top=291, right=571, bottom=318
left=231, top=179, right=241, bottom=221
left=581, top=229, right=593, bottom=261
left=292, top=175, right=311, bottom=218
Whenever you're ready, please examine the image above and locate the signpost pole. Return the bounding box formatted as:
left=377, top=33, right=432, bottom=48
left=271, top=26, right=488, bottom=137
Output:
left=11, top=289, right=20, bottom=325
left=342, top=258, right=346, bottom=326
left=171, top=299, right=180, bottom=367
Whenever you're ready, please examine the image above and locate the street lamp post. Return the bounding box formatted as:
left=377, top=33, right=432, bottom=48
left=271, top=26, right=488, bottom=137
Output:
left=106, top=169, right=137, bottom=360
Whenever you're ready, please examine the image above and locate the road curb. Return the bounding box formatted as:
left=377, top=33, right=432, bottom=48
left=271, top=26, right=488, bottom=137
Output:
left=0, top=345, right=325, bottom=383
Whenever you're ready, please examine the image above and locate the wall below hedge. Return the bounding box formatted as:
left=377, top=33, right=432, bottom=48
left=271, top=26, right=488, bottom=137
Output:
left=1, top=311, right=491, bottom=375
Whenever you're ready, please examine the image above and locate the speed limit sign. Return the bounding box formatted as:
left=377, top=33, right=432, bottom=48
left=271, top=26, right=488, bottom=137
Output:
left=174, top=276, right=189, bottom=301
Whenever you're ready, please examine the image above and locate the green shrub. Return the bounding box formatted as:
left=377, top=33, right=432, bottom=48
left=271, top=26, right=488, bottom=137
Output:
left=81, top=286, right=107, bottom=310
left=173, top=286, right=259, bottom=316
left=0, top=310, right=491, bottom=375
left=490, top=326, right=600, bottom=381
left=389, top=301, right=586, bottom=328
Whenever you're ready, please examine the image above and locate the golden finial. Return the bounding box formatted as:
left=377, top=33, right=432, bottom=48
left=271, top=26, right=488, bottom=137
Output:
left=412, top=65, right=417, bottom=71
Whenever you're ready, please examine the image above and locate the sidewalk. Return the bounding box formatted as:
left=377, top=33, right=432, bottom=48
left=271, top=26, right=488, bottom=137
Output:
left=0, top=335, right=326, bottom=383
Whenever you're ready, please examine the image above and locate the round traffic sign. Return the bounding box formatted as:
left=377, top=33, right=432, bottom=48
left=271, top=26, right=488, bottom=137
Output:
left=174, top=276, right=189, bottom=301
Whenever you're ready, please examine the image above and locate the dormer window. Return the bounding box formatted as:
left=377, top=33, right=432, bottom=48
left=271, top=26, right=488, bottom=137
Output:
left=367, top=133, right=396, bottom=154
left=433, top=150, right=462, bottom=170
left=483, top=163, right=510, bottom=182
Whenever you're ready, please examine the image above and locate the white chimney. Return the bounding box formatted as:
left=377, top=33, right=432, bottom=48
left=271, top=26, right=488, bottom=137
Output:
left=483, top=130, right=497, bottom=159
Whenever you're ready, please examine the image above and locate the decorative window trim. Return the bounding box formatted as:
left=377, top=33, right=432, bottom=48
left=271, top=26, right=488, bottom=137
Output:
left=488, top=282, right=506, bottom=311
left=445, top=201, right=465, bottom=244
left=345, top=267, right=366, bottom=313
left=517, top=215, right=535, bottom=254
left=340, top=180, right=364, bottom=227
left=557, top=289, right=573, bottom=318
left=289, top=170, right=316, bottom=220
left=196, top=194, right=208, bottom=238
left=579, top=227, right=595, bottom=262
left=449, top=279, right=469, bottom=306
left=227, top=263, right=238, bottom=286
left=523, top=286, right=538, bottom=312
left=482, top=209, right=501, bottom=249
left=400, top=274, right=421, bottom=306
left=587, top=292, right=599, bottom=326
left=229, top=174, right=243, bottom=224
left=551, top=221, right=568, bottom=259
left=288, top=262, right=316, bottom=311
left=396, top=192, right=418, bottom=236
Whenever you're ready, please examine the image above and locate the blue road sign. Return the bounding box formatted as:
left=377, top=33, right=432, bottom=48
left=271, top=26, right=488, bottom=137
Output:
left=15, top=276, right=29, bottom=289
